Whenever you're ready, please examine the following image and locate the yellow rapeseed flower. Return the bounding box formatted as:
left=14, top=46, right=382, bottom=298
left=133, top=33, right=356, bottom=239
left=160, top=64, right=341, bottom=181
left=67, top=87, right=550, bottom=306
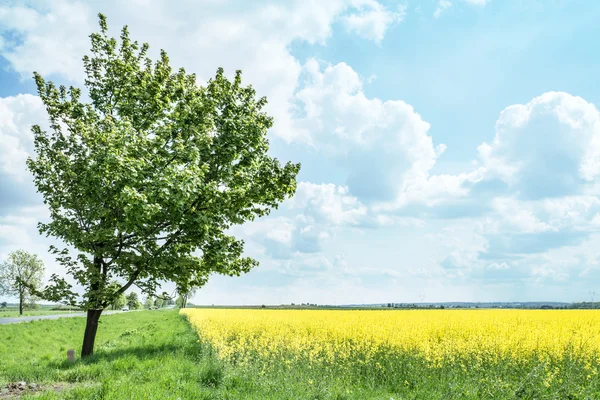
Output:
left=180, top=308, right=600, bottom=372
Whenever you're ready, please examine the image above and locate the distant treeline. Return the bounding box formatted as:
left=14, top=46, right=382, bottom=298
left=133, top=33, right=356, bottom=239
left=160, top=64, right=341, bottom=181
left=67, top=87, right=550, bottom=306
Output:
left=566, top=302, right=600, bottom=309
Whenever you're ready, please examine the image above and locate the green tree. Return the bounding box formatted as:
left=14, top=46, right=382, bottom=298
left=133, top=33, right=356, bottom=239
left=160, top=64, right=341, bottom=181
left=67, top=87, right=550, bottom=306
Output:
left=126, top=292, right=140, bottom=310
left=27, top=15, right=299, bottom=357
left=177, top=284, right=199, bottom=309
left=106, top=281, right=126, bottom=310
left=0, top=250, right=45, bottom=315
left=154, top=297, right=164, bottom=308
left=144, top=296, right=154, bottom=309
left=111, top=293, right=126, bottom=310
left=0, top=301, right=6, bottom=308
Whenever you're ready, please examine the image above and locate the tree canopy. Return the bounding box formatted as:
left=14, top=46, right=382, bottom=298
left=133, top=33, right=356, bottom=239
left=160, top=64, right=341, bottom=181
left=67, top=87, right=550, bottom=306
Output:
left=0, top=250, right=45, bottom=315
left=27, top=14, right=300, bottom=356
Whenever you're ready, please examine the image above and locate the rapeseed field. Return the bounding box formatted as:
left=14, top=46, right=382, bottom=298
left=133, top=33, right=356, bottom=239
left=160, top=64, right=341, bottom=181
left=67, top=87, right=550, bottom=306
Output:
left=182, top=308, right=600, bottom=397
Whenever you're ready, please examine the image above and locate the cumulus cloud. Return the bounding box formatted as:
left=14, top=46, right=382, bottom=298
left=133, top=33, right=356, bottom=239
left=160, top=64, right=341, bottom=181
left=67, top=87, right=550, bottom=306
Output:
left=293, top=59, right=455, bottom=206
left=233, top=215, right=330, bottom=260
left=0, top=94, right=45, bottom=180
left=0, top=0, right=398, bottom=144
left=477, top=92, right=600, bottom=200
left=341, top=0, right=405, bottom=43
left=288, top=182, right=367, bottom=225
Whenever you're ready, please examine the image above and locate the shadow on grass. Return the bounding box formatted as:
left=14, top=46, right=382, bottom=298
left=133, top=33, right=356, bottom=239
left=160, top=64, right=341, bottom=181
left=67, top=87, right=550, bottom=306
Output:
left=48, top=341, right=204, bottom=371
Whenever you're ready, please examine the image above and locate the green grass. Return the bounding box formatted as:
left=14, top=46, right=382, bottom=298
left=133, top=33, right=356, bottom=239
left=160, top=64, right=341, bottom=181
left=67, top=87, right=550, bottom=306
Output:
left=0, top=310, right=388, bottom=399
left=2, top=310, right=599, bottom=399
left=0, top=309, right=79, bottom=318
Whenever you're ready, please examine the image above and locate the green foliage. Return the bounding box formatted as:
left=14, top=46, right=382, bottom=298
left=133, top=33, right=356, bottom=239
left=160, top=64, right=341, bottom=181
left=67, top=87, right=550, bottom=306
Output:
left=154, top=297, right=163, bottom=308
left=111, top=293, right=126, bottom=310
left=125, top=292, right=141, bottom=310
left=26, top=13, right=300, bottom=313
left=177, top=285, right=197, bottom=308
left=144, top=296, right=153, bottom=309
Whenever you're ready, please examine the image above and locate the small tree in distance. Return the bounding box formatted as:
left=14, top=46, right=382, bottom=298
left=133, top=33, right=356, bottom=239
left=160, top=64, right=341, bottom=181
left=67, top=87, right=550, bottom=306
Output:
left=27, top=14, right=299, bottom=357
left=111, top=293, right=126, bottom=310
left=154, top=297, right=164, bottom=308
left=0, top=250, right=45, bottom=315
left=144, top=296, right=154, bottom=309
left=126, top=292, right=141, bottom=310
left=177, top=285, right=199, bottom=309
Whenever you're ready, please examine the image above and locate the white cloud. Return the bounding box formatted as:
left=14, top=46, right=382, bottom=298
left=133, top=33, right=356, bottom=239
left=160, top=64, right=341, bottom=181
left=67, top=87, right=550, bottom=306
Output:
left=433, top=0, right=452, bottom=18
left=341, top=0, right=405, bottom=43
left=0, top=94, right=46, bottom=181
left=288, top=182, right=367, bottom=225
left=0, top=0, right=398, bottom=144
left=464, top=0, right=488, bottom=5
left=0, top=0, right=92, bottom=84
left=233, top=215, right=330, bottom=260
left=477, top=92, right=600, bottom=200
left=294, top=59, right=453, bottom=207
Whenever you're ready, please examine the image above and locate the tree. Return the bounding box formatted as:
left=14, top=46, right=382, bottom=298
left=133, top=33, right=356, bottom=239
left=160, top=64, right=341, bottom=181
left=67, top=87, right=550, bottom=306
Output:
left=177, top=284, right=198, bottom=309
left=126, top=292, right=140, bottom=310
left=111, top=293, right=126, bottom=310
left=154, top=297, right=164, bottom=308
left=0, top=301, right=7, bottom=308
left=106, top=281, right=126, bottom=310
left=24, top=296, right=41, bottom=310
left=0, top=250, right=45, bottom=315
left=144, top=296, right=154, bottom=309
left=27, top=14, right=299, bottom=357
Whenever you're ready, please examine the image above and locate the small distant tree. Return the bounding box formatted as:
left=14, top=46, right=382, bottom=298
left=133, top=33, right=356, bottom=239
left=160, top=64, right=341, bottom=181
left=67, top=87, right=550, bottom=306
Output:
left=176, top=284, right=200, bottom=309
left=154, top=297, right=164, bottom=308
left=126, top=292, right=140, bottom=310
left=25, top=296, right=41, bottom=310
left=26, top=14, right=299, bottom=357
left=0, top=301, right=7, bottom=308
left=111, top=293, right=126, bottom=310
left=0, top=250, right=45, bottom=315
left=144, top=296, right=154, bottom=309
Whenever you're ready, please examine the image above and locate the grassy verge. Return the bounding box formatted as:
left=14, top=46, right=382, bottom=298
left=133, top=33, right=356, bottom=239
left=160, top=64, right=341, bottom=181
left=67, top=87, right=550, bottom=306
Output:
left=0, top=310, right=79, bottom=318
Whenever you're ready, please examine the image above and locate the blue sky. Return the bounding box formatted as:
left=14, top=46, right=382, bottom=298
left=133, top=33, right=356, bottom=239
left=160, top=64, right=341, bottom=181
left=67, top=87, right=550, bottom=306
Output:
left=2, top=0, right=600, bottom=305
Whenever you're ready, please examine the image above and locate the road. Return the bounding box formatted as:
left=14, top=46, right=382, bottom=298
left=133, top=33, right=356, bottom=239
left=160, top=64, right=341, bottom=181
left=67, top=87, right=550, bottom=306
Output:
left=0, top=310, right=122, bottom=325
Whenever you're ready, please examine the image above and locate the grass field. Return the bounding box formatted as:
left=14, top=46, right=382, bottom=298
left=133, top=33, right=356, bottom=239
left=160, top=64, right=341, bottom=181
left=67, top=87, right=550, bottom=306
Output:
left=0, top=310, right=234, bottom=399
left=1, top=309, right=384, bottom=399
left=3, top=308, right=600, bottom=399
left=0, top=309, right=79, bottom=318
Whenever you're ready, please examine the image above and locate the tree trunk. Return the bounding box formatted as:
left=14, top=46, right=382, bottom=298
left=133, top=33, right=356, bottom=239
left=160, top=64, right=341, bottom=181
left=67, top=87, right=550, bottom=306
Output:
left=81, top=309, right=103, bottom=358
left=18, top=283, right=23, bottom=316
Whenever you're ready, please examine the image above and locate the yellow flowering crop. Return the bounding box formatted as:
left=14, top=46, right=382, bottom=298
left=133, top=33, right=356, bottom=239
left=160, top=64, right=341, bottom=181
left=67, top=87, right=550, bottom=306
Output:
left=181, top=309, right=600, bottom=371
